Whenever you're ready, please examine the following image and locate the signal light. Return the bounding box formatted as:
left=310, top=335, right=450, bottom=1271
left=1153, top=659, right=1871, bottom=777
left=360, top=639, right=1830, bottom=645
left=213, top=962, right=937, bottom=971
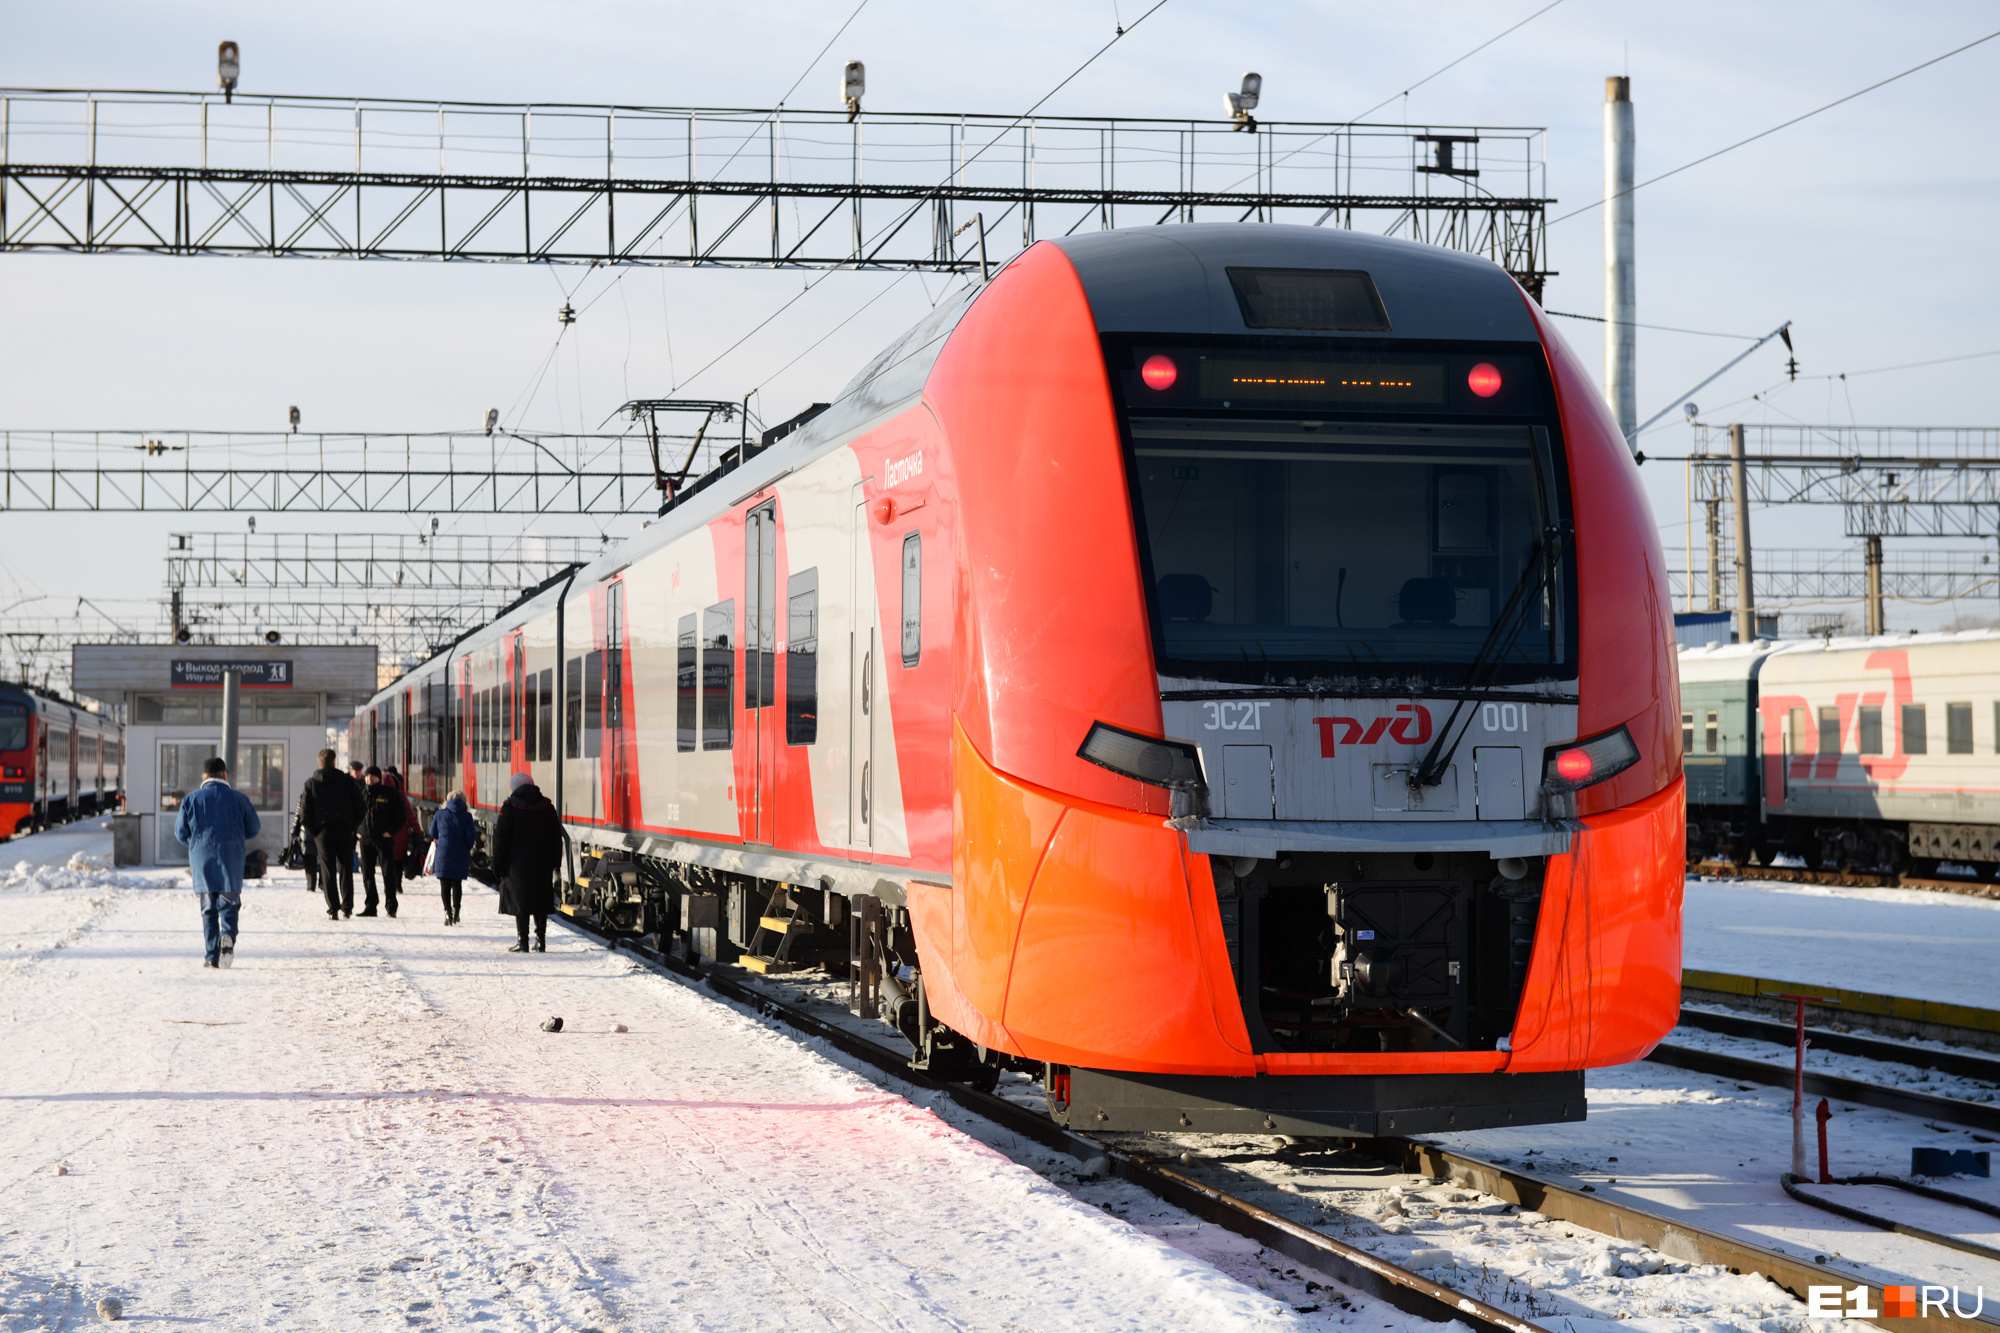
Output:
left=1542, top=725, right=1640, bottom=793
left=1467, top=362, right=1503, bottom=398
left=1141, top=354, right=1179, bottom=390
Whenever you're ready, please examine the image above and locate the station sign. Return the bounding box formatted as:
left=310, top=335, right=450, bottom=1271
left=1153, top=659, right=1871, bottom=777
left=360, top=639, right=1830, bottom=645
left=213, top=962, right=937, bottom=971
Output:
left=169, top=659, right=295, bottom=690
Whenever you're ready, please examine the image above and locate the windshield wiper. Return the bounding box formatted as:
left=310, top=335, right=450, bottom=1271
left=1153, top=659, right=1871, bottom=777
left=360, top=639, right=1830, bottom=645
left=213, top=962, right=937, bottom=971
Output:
left=1409, top=524, right=1570, bottom=790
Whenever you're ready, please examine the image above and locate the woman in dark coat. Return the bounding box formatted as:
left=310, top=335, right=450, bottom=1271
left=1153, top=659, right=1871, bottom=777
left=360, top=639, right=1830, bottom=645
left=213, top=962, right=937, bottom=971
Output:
left=492, top=772, right=562, bottom=952
left=427, top=791, right=476, bottom=925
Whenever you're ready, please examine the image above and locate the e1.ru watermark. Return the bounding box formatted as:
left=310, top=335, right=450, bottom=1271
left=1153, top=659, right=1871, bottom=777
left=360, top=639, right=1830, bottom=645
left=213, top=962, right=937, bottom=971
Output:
left=1808, top=1286, right=1987, bottom=1320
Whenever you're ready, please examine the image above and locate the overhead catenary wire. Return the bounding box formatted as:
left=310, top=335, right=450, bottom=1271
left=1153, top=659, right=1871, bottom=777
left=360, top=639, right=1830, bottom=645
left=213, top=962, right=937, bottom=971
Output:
left=1548, top=28, right=2000, bottom=227
left=1213, top=0, right=1565, bottom=195
left=670, top=3, right=1171, bottom=395
left=1347, top=0, right=1567, bottom=122
left=1544, top=309, right=1757, bottom=340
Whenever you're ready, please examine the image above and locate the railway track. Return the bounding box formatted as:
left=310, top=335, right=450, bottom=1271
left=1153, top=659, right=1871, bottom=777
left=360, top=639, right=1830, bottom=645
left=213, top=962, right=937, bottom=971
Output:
left=1677, top=1006, right=2000, bottom=1085
left=551, top=910, right=1998, bottom=1333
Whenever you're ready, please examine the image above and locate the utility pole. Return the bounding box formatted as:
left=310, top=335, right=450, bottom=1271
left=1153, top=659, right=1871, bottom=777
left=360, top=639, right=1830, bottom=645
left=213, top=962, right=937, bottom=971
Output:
left=1705, top=500, right=1722, bottom=612
left=1603, top=76, right=1637, bottom=441
left=1863, top=535, right=1885, bottom=635
left=1731, top=423, right=1757, bottom=643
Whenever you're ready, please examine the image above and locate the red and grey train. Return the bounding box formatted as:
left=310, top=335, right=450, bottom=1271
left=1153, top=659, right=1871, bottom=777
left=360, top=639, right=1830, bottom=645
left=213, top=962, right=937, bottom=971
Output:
left=0, top=683, right=124, bottom=840
left=356, top=224, right=1684, bottom=1135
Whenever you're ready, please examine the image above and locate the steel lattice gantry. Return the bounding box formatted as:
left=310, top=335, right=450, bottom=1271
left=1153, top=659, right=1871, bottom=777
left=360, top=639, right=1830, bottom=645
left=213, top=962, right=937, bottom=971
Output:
left=1668, top=547, right=2000, bottom=607
left=1682, top=424, right=2000, bottom=537
left=0, top=429, right=715, bottom=514
left=0, top=90, right=1553, bottom=293
left=164, top=530, right=608, bottom=590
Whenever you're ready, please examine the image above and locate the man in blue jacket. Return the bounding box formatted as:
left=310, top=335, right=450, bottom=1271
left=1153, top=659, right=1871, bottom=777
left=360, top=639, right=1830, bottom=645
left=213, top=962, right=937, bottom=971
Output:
left=174, top=755, right=262, bottom=969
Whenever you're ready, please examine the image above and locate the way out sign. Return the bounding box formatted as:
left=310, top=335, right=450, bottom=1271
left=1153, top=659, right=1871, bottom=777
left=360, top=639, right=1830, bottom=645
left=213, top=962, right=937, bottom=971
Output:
left=169, top=659, right=294, bottom=690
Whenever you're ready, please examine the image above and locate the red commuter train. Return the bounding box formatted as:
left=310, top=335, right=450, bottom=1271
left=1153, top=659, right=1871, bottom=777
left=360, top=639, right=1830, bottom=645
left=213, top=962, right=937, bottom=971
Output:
left=356, top=224, right=1684, bottom=1135
left=0, top=682, right=125, bottom=840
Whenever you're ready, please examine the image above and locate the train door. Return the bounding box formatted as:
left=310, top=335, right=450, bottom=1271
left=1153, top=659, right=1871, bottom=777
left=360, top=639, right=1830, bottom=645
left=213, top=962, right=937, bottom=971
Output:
left=849, top=489, right=875, bottom=851
left=604, top=586, right=627, bottom=829
left=742, top=503, right=779, bottom=844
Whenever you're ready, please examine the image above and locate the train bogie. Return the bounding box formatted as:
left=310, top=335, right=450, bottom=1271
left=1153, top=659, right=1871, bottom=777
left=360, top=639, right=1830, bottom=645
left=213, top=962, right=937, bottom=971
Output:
left=361, top=223, right=1688, bottom=1135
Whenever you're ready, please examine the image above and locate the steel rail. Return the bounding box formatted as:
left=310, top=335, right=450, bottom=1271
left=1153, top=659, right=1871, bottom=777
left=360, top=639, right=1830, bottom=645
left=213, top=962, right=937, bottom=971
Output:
left=1383, top=1141, right=2000, bottom=1333
left=1676, top=1008, right=2000, bottom=1085
left=1644, top=1043, right=2000, bottom=1134
left=548, top=918, right=1549, bottom=1333
left=1781, top=1173, right=2000, bottom=1266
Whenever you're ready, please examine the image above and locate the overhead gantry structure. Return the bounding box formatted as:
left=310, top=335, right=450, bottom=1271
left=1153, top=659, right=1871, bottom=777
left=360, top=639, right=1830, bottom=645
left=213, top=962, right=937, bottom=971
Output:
left=0, top=89, right=1554, bottom=293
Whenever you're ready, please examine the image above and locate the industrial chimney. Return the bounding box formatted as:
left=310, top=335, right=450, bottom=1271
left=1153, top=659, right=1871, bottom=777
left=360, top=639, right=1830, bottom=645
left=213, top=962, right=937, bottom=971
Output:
left=1604, top=76, right=1636, bottom=442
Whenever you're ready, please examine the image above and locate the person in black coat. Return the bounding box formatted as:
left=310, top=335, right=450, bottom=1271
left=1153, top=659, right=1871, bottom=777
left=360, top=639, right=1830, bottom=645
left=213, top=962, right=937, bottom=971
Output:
left=492, top=772, right=562, bottom=953
left=298, top=748, right=363, bottom=919
left=357, top=765, right=409, bottom=918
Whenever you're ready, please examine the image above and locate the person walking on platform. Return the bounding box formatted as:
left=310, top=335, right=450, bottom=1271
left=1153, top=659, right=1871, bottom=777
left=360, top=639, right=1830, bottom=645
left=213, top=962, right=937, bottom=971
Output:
left=428, top=790, right=475, bottom=925
left=492, top=772, right=561, bottom=953
left=173, top=756, right=260, bottom=969
left=386, top=768, right=424, bottom=878
left=288, top=791, right=320, bottom=899
left=358, top=765, right=408, bottom=918
left=299, top=748, right=362, bottom=919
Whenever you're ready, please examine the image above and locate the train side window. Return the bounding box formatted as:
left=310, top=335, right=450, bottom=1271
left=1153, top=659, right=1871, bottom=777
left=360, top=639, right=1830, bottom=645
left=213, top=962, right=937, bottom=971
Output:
left=676, top=614, right=698, bottom=753
left=1787, top=707, right=1808, bottom=755
left=1817, top=706, right=1841, bottom=757
left=703, top=601, right=735, bottom=751
left=900, top=532, right=921, bottom=667
left=583, top=649, right=604, bottom=759
left=1857, top=706, right=1882, bottom=755
left=1680, top=711, right=1693, bottom=754
left=1947, top=701, right=1973, bottom=754
left=1902, top=703, right=1928, bottom=755
left=787, top=568, right=819, bottom=746
left=522, top=665, right=538, bottom=763
left=564, top=657, right=583, bottom=759
left=1704, top=709, right=1718, bottom=754
left=538, top=668, right=554, bottom=762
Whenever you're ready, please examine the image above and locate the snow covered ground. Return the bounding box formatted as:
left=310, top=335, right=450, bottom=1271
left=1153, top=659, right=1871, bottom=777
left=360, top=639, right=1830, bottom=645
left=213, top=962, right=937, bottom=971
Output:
left=0, top=841, right=1443, bottom=1332
left=7, top=820, right=1998, bottom=1333
left=1683, top=876, right=2000, bottom=1008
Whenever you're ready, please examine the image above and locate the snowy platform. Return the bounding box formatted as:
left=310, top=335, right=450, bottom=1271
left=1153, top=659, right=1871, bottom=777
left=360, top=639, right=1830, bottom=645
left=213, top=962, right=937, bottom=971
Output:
left=1683, top=876, right=2000, bottom=1010
left=0, top=856, right=1408, bottom=1330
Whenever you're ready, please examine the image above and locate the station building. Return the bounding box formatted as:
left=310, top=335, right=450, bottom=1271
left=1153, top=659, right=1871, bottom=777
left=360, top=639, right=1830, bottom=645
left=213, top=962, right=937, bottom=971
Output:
left=72, top=644, right=378, bottom=866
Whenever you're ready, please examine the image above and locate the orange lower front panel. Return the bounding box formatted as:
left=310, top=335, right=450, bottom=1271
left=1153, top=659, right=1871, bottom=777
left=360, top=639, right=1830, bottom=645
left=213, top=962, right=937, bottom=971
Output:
left=923, top=729, right=1686, bottom=1079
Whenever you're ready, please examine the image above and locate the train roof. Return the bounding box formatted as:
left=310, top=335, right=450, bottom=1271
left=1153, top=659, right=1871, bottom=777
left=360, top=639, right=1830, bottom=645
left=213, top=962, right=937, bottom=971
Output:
left=1677, top=628, right=2000, bottom=689
left=0, top=680, right=114, bottom=718
left=1049, top=223, right=1538, bottom=342
left=1676, top=640, right=1793, bottom=684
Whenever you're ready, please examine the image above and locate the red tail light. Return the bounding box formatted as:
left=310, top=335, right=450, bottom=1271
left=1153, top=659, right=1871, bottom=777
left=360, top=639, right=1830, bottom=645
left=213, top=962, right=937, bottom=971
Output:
left=1141, top=354, right=1179, bottom=390
left=1, top=765, right=21, bottom=779
left=1467, top=362, right=1503, bottom=398
left=1543, top=725, right=1640, bottom=793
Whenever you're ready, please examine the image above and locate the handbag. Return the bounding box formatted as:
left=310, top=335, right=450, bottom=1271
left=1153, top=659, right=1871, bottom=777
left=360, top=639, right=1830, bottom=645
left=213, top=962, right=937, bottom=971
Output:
left=420, top=839, right=437, bottom=877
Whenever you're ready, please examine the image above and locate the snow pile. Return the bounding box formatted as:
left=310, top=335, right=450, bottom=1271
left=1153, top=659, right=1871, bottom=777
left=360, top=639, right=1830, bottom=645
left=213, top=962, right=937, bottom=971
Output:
left=2, top=853, right=180, bottom=893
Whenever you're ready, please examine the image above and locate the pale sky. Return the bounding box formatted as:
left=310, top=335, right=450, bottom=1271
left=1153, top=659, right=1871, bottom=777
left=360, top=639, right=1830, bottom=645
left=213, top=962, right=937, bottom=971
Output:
left=4, top=0, right=1998, bottom=638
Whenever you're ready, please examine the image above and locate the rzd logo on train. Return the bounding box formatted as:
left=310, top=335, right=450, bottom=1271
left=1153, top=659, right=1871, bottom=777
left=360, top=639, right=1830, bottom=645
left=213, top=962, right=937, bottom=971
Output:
left=1312, top=704, right=1433, bottom=757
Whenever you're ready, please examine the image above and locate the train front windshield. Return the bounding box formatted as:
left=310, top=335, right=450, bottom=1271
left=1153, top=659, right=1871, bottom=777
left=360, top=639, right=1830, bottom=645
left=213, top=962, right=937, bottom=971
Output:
left=0, top=705, right=25, bottom=753
left=1111, top=340, right=1577, bottom=686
